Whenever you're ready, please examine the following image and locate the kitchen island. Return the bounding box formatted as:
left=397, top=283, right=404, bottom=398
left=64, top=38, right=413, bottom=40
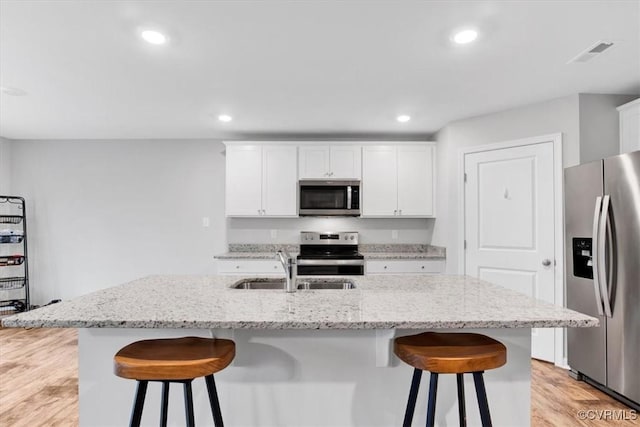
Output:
left=3, top=275, right=596, bottom=427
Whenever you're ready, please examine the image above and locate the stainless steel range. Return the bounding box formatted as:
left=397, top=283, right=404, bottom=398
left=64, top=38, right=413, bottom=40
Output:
left=296, top=231, right=364, bottom=275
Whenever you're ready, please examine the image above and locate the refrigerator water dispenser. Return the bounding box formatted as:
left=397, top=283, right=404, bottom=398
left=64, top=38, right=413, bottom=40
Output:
left=572, top=238, right=593, bottom=279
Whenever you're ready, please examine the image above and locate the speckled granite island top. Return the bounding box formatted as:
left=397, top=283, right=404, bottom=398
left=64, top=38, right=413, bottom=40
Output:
left=2, top=275, right=597, bottom=329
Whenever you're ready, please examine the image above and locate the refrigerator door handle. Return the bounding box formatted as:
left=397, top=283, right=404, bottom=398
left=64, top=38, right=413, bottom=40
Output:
left=598, top=195, right=613, bottom=318
left=592, top=196, right=604, bottom=316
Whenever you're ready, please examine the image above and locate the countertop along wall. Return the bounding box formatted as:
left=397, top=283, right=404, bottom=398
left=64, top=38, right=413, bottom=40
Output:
left=8, top=139, right=227, bottom=304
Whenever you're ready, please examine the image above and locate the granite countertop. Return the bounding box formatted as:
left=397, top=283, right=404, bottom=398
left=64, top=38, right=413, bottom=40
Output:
left=215, top=244, right=446, bottom=260
left=2, top=274, right=597, bottom=330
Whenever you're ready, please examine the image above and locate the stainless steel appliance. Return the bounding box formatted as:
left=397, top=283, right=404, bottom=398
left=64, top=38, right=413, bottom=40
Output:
left=297, top=231, right=364, bottom=275
left=298, top=180, right=360, bottom=216
left=565, top=150, right=640, bottom=410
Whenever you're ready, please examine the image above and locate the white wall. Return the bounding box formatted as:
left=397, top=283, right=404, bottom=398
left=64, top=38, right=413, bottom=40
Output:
left=433, top=93, right=638, bottom=274
left=0, top=137, right=11, bottom=194
left=228, top=217, right=433, bottom=244
left=433, top=94, right=581, bottom=274
left=9, top=139, right=227, bottom=304
left=579, top=94, right=638, bottom=163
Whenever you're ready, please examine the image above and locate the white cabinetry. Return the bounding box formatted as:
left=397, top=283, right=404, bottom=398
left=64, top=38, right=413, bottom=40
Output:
left=217, top=259, right=283, bottom=275
left=362, top=144, right=435, bottom=217
left=366, top=259, right=445, bottom=274
left=225, top=144, right=297, bottom=217
left=298, top=145, right=361, bottom=179
left=618, top=99, right=640, bottom=154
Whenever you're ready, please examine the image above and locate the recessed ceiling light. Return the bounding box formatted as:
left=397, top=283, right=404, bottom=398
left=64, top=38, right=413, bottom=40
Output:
left=453, top=29, right=478, bottom=45
left=396, top=115, right=411, bottom=123
left=218, top=114, right=233, bottom=122
left=141, top=30, right=167, bottom=45
left=0, top=86, right=27, bottom=96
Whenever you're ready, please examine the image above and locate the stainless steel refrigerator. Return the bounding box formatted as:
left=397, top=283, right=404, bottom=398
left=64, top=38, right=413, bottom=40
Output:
left=565, top=150, right=640, bottom=409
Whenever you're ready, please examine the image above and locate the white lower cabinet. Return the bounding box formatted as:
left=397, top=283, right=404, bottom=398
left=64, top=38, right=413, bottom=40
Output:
left=219, top=259, right=445, bottom=275
left=217, top=259, right=283, bottom=275
left=365, top=259, right=445, bottom=274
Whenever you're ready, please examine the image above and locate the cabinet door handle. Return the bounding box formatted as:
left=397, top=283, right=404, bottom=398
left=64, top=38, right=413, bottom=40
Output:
left=383, top=265, right=388, bottom=269
left=394, top=210, right=397, bottom=215
left=421, top=265, right=425, bottom=269
left=399, top=209, right=402, bottom=215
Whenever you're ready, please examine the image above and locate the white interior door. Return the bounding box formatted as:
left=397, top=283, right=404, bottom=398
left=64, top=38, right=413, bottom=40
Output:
left=464, top=141, right=556, bottom=362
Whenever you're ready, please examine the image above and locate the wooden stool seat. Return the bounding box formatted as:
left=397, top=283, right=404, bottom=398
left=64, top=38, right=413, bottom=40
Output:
left=114, top=337, right=235, bottom=427
left=114, top=336, right=235, bottom=380
left=394, top=332, right=507, bottom=427
left=394, top=332, right=507, bottom=374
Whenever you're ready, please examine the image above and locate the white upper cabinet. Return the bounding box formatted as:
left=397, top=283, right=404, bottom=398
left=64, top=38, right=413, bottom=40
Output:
left=225, top=145, right=263, bottom=216
left=362, top=145, right=397, bottom=216
left=362, top=144, right=435, bottom=217
left=397, top=145, right=434, bottom=216
left=225, top=144, right=297, bottom=217
left=262, top=146, right=298, bottom=216
left=329, top=145, right=361, bottom=179
left=618, top=99, right=640, bottom=154
left=298, top=146, right=330, bottom=178
left=298, top=145, right=361, bottom=179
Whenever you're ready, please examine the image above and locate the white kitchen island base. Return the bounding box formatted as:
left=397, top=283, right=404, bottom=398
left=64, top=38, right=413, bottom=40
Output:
left=79, top=327, right=531, bottom=427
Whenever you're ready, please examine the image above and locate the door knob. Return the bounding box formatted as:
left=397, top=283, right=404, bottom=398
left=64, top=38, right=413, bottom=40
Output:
left=542, top=259, right=552, bottom=267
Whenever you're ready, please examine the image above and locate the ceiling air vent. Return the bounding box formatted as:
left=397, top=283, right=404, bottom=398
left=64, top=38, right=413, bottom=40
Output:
left=568, top=40, right=615, bottom=63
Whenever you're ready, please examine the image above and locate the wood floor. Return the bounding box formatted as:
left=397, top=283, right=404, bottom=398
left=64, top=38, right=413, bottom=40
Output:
left=1, top=327, right=638, bottom=426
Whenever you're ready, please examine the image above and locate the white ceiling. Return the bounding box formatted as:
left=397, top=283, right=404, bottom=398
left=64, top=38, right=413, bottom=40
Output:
left=1, top=0, right=639, bottom=140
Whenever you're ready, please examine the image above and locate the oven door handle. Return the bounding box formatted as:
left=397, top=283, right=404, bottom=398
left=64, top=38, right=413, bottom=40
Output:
left=297, top=259, right=365, bottom=266
left=347, top=186, right=352, bottom=209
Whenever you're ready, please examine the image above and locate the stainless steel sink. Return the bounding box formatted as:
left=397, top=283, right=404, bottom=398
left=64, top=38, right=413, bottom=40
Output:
left=231, top=278, right=356, bottom=290
left=232, top=278, right=286, bottom=290
left=297, top=279, right=356, bottom=290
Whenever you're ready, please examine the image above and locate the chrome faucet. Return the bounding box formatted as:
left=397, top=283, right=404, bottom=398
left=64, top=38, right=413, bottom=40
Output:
left=276, top=249, right=297, bottom=293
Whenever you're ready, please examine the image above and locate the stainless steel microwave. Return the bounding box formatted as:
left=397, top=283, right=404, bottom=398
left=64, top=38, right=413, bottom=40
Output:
left=298, top=180, right=360, bottom=216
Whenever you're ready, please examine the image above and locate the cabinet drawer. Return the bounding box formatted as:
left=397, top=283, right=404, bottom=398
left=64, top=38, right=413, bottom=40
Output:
left=217, top=260, right=283, bottom=275
left=365, top=260, right=445, bottom=274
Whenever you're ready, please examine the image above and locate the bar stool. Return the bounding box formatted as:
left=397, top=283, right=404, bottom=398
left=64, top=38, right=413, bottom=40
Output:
left=394, top=332, right=507, bottom=427
left=114, top=336, right=235, bottom=427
